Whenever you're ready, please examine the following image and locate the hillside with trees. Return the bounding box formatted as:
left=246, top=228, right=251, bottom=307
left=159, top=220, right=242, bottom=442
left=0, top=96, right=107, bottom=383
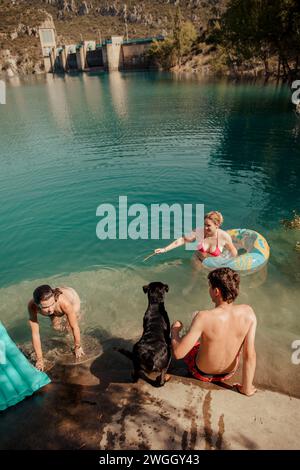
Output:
left=0, top=0, right=299, bottom=79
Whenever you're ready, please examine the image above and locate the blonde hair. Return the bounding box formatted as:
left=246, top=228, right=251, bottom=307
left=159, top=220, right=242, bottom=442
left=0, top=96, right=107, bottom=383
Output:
left=205, top=211, right=224, bottom=227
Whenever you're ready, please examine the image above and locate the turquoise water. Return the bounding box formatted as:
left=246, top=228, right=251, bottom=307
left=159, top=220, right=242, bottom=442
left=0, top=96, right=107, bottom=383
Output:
left=0, top=72, right=299, bottom=396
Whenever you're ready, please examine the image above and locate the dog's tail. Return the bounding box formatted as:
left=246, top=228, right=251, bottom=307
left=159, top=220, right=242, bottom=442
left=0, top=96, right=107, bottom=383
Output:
left=117, top=348, right=133, bottom=361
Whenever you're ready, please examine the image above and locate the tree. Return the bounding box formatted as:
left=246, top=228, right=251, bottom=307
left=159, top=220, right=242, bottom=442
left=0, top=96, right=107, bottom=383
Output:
left=173, top=7, right=197, bottom=65
left=147, top=38, right=177, bottom=69
left=218, top=0, right=300, bottom=78
left=147, top=7, right=197, bottom=69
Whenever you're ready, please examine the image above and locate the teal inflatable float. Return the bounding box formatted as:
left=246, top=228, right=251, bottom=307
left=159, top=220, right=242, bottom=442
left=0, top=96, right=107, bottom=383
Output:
left=0, top=321, right=51, bottom=411
left=202, top=228, right=270, bottom=273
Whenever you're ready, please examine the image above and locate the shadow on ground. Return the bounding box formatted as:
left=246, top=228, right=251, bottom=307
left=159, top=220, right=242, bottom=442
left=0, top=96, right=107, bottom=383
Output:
left=0, top=327, right=261, bottom=450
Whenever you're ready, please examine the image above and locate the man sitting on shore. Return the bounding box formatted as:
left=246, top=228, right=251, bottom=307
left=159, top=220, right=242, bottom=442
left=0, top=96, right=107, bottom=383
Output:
left=171, top=267, right=257, bottom=396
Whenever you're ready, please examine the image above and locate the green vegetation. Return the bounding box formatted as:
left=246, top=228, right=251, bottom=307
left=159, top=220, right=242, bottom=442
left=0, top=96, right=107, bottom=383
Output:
left=211, top=0, right=300, bottom=79
left=149, top=0, right=300, bottom=78
left=147, top=8, right=197, bottom=69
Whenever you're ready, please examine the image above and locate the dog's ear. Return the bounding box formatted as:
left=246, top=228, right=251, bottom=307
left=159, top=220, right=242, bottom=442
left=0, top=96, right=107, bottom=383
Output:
left=164, top=284, right=169, bottom=292
left=143, top=285, right=149, bottom=294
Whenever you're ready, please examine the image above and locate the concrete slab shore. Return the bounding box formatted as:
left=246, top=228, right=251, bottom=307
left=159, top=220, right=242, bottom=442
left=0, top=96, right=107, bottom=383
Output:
left=1, top=347, right=299, bottom=450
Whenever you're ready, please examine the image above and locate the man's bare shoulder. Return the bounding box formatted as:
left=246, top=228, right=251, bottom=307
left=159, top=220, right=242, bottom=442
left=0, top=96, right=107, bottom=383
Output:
left=234, top=303, right=256, bottom=319
left=192, top=309, right=211, bottom=322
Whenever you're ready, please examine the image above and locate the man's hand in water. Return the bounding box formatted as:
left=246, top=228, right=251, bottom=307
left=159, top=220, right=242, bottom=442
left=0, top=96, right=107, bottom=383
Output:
left=234, top=383, right=257, bottom=397
left=74, top=345, right=85, bottom=359
left=35, top=358, right=44, bottom=371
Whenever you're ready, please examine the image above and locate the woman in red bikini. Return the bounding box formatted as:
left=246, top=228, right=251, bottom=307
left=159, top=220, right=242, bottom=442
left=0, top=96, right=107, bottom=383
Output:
left=155, top=210, right=237, bottom=264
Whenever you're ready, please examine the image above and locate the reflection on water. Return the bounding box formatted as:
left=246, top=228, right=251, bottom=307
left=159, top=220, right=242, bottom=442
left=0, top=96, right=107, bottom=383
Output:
left=46, top=75, right=72, bottom=132
left=109, top=71, right=128, bottom=119
left=0, top=73, right=299, bottom=397
left=292, top=115, right=300, bottom=139
left=82, top=72, right=104, bottom=115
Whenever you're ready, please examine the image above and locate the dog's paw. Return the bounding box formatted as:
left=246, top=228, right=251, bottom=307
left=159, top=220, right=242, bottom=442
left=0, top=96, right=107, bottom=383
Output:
left=155, top=373, right=171, bottom=387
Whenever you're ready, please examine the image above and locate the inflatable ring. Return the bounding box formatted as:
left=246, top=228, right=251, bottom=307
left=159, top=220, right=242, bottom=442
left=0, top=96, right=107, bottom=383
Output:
left=202, top=228, right=270, bottom=274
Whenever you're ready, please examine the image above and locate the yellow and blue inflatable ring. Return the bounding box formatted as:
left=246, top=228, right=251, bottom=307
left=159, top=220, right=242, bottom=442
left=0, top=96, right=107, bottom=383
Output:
left=202, top=228, right=270, bottom=273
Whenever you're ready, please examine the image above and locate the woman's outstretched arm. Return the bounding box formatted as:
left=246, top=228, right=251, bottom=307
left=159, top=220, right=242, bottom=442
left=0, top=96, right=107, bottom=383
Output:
left=155, top=231, right=196, bottom=254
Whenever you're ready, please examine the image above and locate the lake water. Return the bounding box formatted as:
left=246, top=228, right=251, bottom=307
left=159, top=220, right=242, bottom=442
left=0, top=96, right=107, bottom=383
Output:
left=0, top=72, right=299, bottom=396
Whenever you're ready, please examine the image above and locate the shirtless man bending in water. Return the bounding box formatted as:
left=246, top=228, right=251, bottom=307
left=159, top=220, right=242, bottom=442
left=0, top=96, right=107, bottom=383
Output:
left=28, top=285, right=84, bottom=371
left=171, top=267, right=257, bottom=396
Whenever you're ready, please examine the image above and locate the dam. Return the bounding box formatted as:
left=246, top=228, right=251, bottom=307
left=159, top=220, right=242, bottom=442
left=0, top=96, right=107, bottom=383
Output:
left=39, top=17, right=163, bottom=73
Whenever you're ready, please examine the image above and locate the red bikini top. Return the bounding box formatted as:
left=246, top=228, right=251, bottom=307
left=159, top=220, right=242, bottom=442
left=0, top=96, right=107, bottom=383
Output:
left=197, top=231, right=221, bottom=257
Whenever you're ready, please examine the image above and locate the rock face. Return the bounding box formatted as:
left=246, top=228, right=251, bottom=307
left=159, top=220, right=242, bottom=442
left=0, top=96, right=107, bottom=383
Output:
left=96, top=2, right=160, bottom=28
left=0, top=8, right=52, bottom=78
left=44, top=0, right=91, bottom=17
left=10, top=32, right=18, bottom=40
left=0, top=50, right=18, bottom=78
left=78, top=1, right=90, bottom=16
left=56, top=0, right=77, bottom=18
left=0, top=49, right=44, bottom=78
left=44, top=0, right=77, bottom=12
left=8, top=23, right=40, bottom=41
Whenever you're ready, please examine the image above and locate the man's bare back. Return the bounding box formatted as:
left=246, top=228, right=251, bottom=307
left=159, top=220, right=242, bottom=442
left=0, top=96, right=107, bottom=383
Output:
left=194, top=303, right=255, bottom=374
left=171, top=267, right=257, bottom=396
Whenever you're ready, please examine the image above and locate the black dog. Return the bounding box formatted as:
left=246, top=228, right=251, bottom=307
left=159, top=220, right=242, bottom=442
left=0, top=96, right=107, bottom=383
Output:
left=119, top=282, right=171, bottom=387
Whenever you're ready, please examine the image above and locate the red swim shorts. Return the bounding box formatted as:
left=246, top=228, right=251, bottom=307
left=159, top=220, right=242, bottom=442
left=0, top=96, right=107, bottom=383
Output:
left=183, top=342, right=239, bottom=383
